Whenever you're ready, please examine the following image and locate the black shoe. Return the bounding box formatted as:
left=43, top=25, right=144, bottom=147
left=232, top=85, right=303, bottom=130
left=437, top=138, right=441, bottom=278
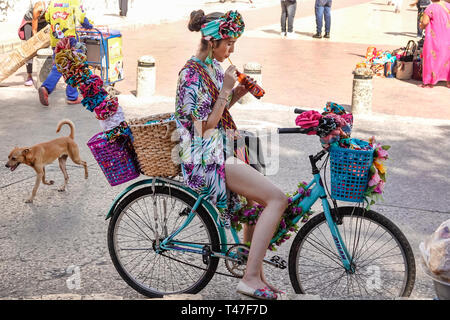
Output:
left=312, top=33, right=322, bottom=39
left=324, top=33, right=330, bottom=38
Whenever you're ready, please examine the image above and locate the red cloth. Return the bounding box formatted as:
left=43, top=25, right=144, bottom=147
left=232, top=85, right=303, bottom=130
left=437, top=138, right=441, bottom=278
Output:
left=18, top=18, right=30, bottom=40
left=295, top=110, right=322, bottom=135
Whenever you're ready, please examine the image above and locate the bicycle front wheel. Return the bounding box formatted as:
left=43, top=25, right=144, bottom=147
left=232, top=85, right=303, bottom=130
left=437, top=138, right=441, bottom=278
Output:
left=108, top=185, right=220, bottom=298
left=288, top=206, right=416, bottom=299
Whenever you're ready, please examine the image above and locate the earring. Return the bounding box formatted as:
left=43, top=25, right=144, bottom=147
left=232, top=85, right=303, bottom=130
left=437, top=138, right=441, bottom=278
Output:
left=205, top=47, right=213, bottom=65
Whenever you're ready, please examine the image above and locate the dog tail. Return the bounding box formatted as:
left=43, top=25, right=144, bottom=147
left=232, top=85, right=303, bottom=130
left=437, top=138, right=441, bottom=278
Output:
left=56, top=119, right=75, bottom=140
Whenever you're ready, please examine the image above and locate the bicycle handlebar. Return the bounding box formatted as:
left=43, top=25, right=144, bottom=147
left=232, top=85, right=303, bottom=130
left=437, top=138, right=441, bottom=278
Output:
left=278, top=108, right=314, bottom=134
left=278, top=127, right=314, bottom=134
left=294, top=108, right=307, bottom=114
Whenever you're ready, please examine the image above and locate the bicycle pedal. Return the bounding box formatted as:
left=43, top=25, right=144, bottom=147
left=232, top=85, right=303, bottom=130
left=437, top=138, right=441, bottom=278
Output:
left=270, top=255, right=287, bottom=269
left=202, top=245, right=211, bottom=265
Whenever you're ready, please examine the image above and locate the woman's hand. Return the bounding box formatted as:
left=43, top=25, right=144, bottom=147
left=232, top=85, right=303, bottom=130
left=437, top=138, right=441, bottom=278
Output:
left=233, top=83, right=249, bottom=100
left=222, top=65, right=238, bottom=93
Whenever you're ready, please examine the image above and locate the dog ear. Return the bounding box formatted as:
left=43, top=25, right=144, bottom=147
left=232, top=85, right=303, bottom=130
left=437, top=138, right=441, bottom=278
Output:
left=22, top=148, right=30, bottom=155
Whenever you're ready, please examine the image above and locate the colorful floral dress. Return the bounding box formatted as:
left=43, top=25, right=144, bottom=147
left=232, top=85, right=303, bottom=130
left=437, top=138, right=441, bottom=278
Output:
left=174, top=56, right=245, bottom=223
left=422, top=2, right=450, bottom=85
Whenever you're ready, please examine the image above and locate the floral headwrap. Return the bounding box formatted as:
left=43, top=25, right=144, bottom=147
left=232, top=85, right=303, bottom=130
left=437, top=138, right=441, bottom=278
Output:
left=201, top=10, right=245, bottom=41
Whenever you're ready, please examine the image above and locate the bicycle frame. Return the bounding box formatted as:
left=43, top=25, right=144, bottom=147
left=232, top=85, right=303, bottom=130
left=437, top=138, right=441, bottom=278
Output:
left=106, top=172, right=355, bottom=272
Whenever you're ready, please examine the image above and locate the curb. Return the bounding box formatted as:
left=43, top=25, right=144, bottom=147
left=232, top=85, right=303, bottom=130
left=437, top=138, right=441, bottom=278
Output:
left=0, top=293, right=203, bottom=300
left=0, top=293, right=431, bottom=300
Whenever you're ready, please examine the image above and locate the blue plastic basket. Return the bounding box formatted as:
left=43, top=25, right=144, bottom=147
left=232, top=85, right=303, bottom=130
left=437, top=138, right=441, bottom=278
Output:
left=329, top=139, right=374, bottom=202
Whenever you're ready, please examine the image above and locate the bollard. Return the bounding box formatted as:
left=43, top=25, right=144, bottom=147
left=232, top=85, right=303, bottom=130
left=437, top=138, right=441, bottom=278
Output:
left=239, top=62, right=262, bottom=105
left=351, top=73, right=373, bottom=114
left=33, top=47, right=53, bottom=89
left=136, top=55, right=156, bottom=99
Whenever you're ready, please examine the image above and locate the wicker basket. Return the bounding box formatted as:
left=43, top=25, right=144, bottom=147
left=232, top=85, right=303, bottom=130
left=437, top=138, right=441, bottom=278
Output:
left=129, top=113, right=181, bottom=177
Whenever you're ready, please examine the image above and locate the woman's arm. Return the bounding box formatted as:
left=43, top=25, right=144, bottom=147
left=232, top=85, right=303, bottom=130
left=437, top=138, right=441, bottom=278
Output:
left=198, top=65, right=237, bottom=134
left=420, top=12, right=430, bottom=29
left=228, top=84, right=249, bottom=109
left=31, top=2, right=45, bottom=35
left=198, top=88, right=232, bottom=134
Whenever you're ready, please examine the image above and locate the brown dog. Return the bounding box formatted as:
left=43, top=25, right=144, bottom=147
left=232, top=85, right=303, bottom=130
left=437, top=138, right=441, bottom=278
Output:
left=5, top=119, right=88, bottom=203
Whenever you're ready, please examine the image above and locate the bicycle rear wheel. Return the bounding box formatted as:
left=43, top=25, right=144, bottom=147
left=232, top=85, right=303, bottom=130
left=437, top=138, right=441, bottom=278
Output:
left=288, top=206, right=416, bottom=299
left=108, top=185, right=220, bottom=298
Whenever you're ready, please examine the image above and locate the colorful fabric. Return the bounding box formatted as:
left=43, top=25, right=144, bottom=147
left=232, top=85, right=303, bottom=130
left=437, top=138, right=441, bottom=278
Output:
left=254, top=287, right=277, bottom=299
left=422, top=2, right=450, bottom=85
left=174, top=56, right=246, bottom=224
left=201, top=10, right=245, bottom=41
left=54, top=37, right=128, bottom=142
left=45, top=0, right=91, bottom=47
left=183, top=59, right=250, bottom=164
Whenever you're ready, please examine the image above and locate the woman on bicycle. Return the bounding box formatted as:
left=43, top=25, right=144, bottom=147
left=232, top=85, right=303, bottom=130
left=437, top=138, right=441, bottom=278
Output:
left=174, top=9, right=288, bottom=300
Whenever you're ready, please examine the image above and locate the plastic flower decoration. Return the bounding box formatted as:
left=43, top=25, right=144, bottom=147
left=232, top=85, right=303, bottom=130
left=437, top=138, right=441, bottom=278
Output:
left=233, top=182, right=313, bottom=251
left=364, top=136, right=390, bottom=208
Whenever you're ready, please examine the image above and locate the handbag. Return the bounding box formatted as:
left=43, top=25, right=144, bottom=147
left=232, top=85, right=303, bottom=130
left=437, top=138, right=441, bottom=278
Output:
left=399, top=40, right=417, bottom=62
left=395, top=61, right=413, bottom=80
left=18, top=18, right=29, bottom=40
left=412, top=59, right=423, bottom=81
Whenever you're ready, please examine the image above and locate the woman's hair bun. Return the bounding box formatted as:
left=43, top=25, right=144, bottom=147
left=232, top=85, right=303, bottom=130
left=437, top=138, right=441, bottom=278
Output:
left=188, top=10, right=206, bottom=32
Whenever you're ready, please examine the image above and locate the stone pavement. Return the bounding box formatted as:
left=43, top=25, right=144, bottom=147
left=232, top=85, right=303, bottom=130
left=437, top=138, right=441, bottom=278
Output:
left=1, top=0, right=448, bottom=119
left=0, top=87, right=448, bottom=301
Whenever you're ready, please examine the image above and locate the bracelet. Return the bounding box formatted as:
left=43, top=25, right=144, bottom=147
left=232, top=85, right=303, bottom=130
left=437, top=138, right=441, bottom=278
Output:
left=217, top=95, right=229, bottom=103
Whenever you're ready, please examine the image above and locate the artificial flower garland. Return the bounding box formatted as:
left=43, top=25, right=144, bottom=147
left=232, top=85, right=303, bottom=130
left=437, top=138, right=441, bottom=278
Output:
left=233, top=182, right=313, bottom=251
left=54, top=37, right=132, bottom=142
left=364, top=136, right=390, bottom=208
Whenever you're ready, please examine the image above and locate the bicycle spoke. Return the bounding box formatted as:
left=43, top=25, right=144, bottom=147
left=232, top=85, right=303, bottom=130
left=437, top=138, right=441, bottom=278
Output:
left=293, top=210, right=412, bottom=299
left=111, top=190, right=217, bottom=296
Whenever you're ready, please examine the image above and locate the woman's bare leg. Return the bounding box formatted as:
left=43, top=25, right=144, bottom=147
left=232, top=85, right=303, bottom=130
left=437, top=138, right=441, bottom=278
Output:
left=225, top=157, right=288, bottom=291
left=243, top=210, right=280, bottom=291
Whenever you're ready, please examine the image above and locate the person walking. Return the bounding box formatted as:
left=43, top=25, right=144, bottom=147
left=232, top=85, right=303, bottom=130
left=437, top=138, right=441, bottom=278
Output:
left=419, top=0, right=450, bottom=88
left=118, top=0, right=128, bottom=17
left=392, top=0, right=403, bottom=13
left=176, top=9, right=288, bottom=300
left=313, top=0, right=332, bottom=38
left=38, top=0, right=93, bottom=106
left=18, top=0, right=49, bottom=86
left=410, top=0, right=431, bottom=37
left=280, top=0, right=298, bottom=39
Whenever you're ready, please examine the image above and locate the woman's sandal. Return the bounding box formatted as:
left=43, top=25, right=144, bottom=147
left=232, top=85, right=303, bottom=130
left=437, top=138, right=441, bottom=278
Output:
left=236, top=281, right=278, bottom=300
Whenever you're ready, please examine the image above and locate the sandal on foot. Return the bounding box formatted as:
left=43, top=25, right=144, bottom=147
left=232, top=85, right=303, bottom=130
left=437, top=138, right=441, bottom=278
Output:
left=236, top=281, right=277, bottom=300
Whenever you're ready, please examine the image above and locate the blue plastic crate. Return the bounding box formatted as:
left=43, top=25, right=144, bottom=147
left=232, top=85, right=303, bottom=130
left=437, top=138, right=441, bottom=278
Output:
left=330, top=139, right=374, bottom=202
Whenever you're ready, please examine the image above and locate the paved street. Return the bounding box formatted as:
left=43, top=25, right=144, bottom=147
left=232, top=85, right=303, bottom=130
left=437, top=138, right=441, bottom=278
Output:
left=0, top=0, right=449, bottom=300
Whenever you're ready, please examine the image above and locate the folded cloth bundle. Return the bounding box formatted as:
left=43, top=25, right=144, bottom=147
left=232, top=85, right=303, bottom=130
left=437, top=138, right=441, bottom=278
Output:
left=295, top=102, right=353, bottom=149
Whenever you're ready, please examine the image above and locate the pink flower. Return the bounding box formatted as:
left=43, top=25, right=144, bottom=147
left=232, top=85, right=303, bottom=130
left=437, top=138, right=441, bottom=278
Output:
left=368, top=170, right=381, bottom=187
left=374, top=180, right=385, bottom=193
left=376, top=146, right=389, bottom=160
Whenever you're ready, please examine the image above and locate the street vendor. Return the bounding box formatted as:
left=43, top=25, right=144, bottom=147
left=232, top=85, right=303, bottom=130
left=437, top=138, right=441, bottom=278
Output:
left=18, top=0, right=49, bottom=86
left=38, top=0, right=94, bottom=106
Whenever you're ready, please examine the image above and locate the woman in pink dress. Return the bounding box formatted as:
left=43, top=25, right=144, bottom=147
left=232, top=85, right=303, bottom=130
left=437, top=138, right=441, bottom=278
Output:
left=420, top=0, right=450, bottom=88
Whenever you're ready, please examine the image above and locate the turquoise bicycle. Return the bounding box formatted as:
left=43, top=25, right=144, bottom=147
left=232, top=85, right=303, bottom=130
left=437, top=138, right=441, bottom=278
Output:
left=106, top=110, right=416, bottom=299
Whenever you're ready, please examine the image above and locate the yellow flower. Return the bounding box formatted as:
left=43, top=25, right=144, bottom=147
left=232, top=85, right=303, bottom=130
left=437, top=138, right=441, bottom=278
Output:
left=374, top=160, right=386, bottom=174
